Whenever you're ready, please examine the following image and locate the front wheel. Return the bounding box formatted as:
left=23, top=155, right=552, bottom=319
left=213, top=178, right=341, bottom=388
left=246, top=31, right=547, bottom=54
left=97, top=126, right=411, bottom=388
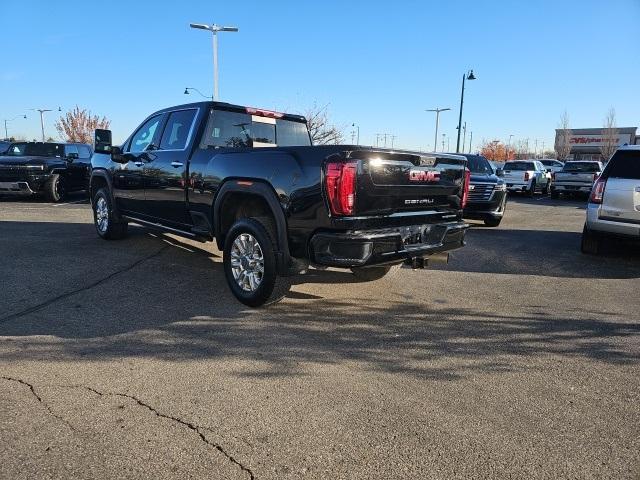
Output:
left=92, top=188, right=128, bottom=240
left=44, top=174, right=66, bottom=202
left=484, top=217, right=502, bottom=227
left=223, top=217, right=291, bottom=307
left=528, top=180, right=536, bottom=197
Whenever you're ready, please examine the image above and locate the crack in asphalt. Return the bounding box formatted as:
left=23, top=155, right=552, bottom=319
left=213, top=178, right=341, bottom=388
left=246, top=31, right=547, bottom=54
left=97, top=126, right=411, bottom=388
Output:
left=77, top=385, right=255, bottom=480
left=1, top=376, right=76, bottom=431
left=0, top=246, right=168, bottom=324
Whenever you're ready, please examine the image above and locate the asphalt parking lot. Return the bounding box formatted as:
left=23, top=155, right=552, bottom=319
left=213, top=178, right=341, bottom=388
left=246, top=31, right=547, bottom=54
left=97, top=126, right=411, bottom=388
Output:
left=1, top=194, right=639, bottom=479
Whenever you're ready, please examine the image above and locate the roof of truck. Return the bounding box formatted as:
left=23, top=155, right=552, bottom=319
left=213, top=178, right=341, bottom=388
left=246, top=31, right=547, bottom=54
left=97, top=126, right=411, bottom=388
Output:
left=151, top=101, right=308, bottom=123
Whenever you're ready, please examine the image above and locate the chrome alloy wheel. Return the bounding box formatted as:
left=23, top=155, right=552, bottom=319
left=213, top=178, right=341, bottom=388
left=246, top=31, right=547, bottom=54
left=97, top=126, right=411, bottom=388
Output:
left=230, top=233, right=265, bottom=292
left=95, top=197, right=109, bottom=233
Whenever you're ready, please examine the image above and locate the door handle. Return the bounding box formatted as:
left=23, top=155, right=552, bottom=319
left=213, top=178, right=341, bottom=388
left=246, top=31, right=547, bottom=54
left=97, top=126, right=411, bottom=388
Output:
left=171, top=161, right=184, bottom=168
left=134, top=161, right=143, bottom=167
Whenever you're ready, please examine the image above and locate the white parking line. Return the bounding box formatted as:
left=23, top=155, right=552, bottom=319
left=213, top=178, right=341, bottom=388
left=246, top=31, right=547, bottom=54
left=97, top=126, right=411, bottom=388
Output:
left=52, top=200, right=87, bottom=207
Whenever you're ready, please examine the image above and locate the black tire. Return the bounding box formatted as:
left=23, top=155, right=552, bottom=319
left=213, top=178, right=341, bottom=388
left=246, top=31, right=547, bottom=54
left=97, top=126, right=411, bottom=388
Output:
left=483, top=217, right=502, bottom=227
left=223, top=217, right=291, bottom=307
left=580, top=225, right=600, bottom=255
left=551, top=190, right=560, bottom=199
left=350, top=265, right=395, bottom=282
left=92, top=188, right=128, bottom=240
left=542, top=181, right=550, bottom=195
left=44, top=174, right=66, bottom=202
left=528, top=180, right=536, bottom=197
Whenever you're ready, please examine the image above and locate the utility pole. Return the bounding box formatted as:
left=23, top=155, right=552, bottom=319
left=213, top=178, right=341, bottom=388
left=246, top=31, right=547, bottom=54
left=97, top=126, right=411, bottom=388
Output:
left=426, top=107, right=450, bottom=152
left=534, top=139, right=538, bottom=158
left=3, top=115, right=27, bottom=140
left=507, top=134, right=514, bottom=160
left=456, top=70, right=476, bottom=153
left=462, top=122, right=467, bottom=152
left=442, top=133, right=446, bottom=152
left=31, top=108, right=60, bottom=142
left=390, top=135, right=396, bottom=149
left=468, top=131, right=473, bottom=153
left=351, top=123, right=360, bottom=145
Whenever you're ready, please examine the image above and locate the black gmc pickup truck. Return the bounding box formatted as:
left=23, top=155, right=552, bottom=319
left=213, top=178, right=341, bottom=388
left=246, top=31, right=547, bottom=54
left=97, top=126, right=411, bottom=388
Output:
left=0, top=141, right=93, bottom=201
left=91, top=101, right=470, bottom=306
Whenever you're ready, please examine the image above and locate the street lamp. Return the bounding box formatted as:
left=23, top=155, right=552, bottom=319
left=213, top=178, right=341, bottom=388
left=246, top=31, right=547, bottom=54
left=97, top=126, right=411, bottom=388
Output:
left=184, top=87, right=213, bottom=100
left=351, top=123, right=360, bottom=145
left=189, top=22, right=238, bottom=101
left=455, top=69, right=476, bottom=153
left=426, top=107, right=450, bottom=152
left=31, top=107, right=61, bottom=142
left=3, top=114, right=27, bottom=140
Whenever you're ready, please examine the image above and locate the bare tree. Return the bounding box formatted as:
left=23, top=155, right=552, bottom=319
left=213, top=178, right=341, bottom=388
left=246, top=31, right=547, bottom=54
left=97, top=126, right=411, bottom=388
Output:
left=55, top=106, right=110, bottom=144
left=555, top=110, right=572, bottom=161
left=304, top=103, right=344, bottom=145
left=600, top=108, right=619, bottom=163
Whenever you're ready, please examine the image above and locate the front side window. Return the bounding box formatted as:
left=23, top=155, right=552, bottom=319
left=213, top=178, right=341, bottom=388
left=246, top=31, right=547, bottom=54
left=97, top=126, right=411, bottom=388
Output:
left=128, top=114, right=163, bottom=153
left=6, top=143, right=27, bottom=155
left=77, top=145, right=92, bottom=159
left=65, top=145, right=79, bottom=157
left=23, top=143, right=64, bottom=157
left=607, top=150, right=640, bottom=179
left=160, top=109, right=197, bottom=150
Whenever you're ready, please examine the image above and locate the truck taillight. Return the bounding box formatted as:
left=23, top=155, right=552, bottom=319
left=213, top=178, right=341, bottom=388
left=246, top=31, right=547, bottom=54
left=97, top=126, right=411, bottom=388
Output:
left=326, top=161, right=357, bottom=216
left=461, top=168, right=471, bottom=209
left=524, top=171, right=530, bottom=181
left=590, top=177, right=607, bottom=204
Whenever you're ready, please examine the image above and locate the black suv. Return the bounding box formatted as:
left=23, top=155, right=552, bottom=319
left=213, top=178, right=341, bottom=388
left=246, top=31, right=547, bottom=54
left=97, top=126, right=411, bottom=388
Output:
left=0, top=142, right=93, bottom=201
left=457, top=154, right=507, bottom=227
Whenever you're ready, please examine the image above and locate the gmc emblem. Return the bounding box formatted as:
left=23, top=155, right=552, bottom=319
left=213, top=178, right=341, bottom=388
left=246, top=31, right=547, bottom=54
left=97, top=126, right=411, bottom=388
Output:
left=409, top=170, right=440, bottom=182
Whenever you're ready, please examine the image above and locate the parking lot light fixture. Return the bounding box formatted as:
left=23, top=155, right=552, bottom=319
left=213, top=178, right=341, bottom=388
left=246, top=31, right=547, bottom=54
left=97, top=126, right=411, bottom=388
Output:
left=31, top=108, right=54, bottom=142
left=3, top=114, right=27, bottom=140
left=456, top=70, right=476, bottom=153
left=426, top=107, right=450, bottom=152
left=189, top=22, right=239, bottom=101
left=184, top=87, right=213, bottom=100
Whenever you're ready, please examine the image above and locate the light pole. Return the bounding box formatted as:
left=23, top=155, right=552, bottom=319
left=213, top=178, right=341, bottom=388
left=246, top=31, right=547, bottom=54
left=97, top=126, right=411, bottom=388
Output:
left=3, top=114, right=27, bottom=140
left=468, top=131, right=473, bottom=153
left=462, top=122, right=467, bottom=151
left=455, top=69, right=476, bottom=153
left=426, top=107, right=450, bottom=152
left=442, top=133, right=446, bottom=152
left=184, top=87, right=213, bottom=100
left=31, top=107, right=61, bottom=142
left=189, top=22, right=238, bottom=101
left=351, top=123, right=360, bottom=145
left=507, top=134, right=514, bottom=159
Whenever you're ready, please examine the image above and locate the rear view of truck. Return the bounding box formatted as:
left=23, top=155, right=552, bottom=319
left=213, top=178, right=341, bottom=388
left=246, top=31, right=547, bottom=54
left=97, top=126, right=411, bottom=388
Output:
left=551, top=161, right=603, bottom=198
left=310, top=150, right=470, bottom=273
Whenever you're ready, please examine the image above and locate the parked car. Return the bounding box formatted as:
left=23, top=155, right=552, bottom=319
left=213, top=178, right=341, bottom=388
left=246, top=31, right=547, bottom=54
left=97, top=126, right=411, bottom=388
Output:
left=501, top=160, right=551, bottom=196
left=458, top=154, right=507, bottom=227
left=90, top=101, right=471, bottom=307
left=540, top=159, right=564, bottom=174
left=551, top=161, right=603, bottom=199
left=0, top=141, right=93, bottom=201
left=581, top=146, right=640, bottom=254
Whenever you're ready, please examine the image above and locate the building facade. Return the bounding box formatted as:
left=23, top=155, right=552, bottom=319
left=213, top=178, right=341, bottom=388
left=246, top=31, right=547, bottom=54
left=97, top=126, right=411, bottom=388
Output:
left=554, top=127, right=638, bottom=161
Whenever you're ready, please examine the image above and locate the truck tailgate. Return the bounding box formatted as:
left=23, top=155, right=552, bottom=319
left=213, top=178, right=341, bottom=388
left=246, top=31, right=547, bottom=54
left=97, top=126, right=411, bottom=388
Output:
left=555, top=172, right=596, bottom=185
left=335, top=151, right=466, bottom=216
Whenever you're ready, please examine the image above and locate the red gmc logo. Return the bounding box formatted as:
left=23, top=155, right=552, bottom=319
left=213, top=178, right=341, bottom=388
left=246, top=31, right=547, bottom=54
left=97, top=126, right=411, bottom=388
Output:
left=409, top=170, right=440, bottom=182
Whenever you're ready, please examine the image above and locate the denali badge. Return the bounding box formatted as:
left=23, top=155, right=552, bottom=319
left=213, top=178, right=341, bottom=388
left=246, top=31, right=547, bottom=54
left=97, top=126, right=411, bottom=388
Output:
left=405, top=198, right=435, bottom=205
left=409, top=170, right=440, bottom=182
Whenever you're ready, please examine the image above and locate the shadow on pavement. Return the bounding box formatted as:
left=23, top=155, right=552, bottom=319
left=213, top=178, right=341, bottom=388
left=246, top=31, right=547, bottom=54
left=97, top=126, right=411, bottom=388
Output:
left=0, top=221, right=638, bottom=379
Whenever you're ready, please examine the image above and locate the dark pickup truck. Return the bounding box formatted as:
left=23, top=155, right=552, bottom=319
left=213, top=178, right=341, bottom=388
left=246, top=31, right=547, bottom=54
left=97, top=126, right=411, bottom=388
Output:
left=0, top=141, right=93, bottom=201
left=91, top=101, right=470, bottom=306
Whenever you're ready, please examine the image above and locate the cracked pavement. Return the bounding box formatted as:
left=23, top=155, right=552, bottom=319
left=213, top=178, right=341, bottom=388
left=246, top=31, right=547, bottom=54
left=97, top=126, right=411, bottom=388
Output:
left=1, top=195, right=639, bottom=479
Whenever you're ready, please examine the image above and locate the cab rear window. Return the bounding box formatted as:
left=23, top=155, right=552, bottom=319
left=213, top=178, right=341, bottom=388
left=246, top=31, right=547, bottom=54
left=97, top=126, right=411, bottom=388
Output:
left=563, top=162, right=600, bottom=172
left=504, top=162, right=533, bottom=171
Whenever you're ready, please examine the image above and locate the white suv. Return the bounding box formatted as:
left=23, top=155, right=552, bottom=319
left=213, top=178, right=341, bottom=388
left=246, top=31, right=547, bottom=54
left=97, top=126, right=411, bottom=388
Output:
left=581, top=146, right=640, bottom=254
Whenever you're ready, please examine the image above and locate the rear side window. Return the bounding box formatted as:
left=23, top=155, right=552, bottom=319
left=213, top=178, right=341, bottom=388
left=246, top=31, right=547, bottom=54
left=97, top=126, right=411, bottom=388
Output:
left=276, top=119, right=311, bottom=146
left=160, top=109, right=197, bottom=150
left=201, top=110, right=276, bottom=148
left=607, top=150, right=640, bottom=179
left=65, top=145, right=79, bottom=156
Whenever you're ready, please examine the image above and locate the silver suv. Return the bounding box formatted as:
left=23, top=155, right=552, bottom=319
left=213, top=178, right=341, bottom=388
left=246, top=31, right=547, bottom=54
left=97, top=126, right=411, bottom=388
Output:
left=581, top=146, right=640, bottom=254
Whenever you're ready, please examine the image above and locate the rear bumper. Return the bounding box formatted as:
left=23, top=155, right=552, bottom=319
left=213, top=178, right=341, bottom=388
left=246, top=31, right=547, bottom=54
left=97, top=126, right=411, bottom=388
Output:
left=586, top=204, right=640, bottom=238
left=309, top=221, right=469, bottom=268
left=552, top=184, right=593, bottom=193
left=506, top=182, right=530, bottom=192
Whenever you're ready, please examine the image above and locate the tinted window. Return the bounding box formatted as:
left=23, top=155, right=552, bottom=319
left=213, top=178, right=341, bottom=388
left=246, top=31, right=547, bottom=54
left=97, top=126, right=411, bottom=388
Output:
left=607, top=150, right=640, bottom=180
left=201, top=110, right=276, bottom=148
left=276, top=119, right=311, bottom=146
left=504, top=162, right=533, bottom=171
left=465, top=155, right=493, bottom=174
left=77, top=145, right=92, bottom=159
left=5, top=143, right=27, bottom=155
left=128, top=114, right=163, bottom=153
left=160, top=109, right=197, bottom=150
left=563, top=162, right=601, bottom=172
left=23, top=143, right=64, bottom=157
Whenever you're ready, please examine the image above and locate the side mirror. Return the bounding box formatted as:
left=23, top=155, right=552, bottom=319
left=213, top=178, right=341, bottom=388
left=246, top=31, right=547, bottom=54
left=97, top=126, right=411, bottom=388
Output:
left=67, top=152, right=79, bottom=161
left=94, top=129, right=112, bottom=154
left=496, top=168, right=504, bottom=177
left=111, top=145, right=126, bottom=163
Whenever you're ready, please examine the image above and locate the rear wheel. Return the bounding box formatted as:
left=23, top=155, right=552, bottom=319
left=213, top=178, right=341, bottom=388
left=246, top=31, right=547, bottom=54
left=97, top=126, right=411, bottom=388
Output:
left=44, top=174, right=66, bottom=202
left=580, top=225, right=600, bottom=255
left=551, top=190, right=560, bottom=199
left=223, top=217, right=291, bottom=307
left=350, top=265, right=396, bottom=281
left=92, top=188, right=128, bottom=240
left=542, top=181, right=550, bottom=195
